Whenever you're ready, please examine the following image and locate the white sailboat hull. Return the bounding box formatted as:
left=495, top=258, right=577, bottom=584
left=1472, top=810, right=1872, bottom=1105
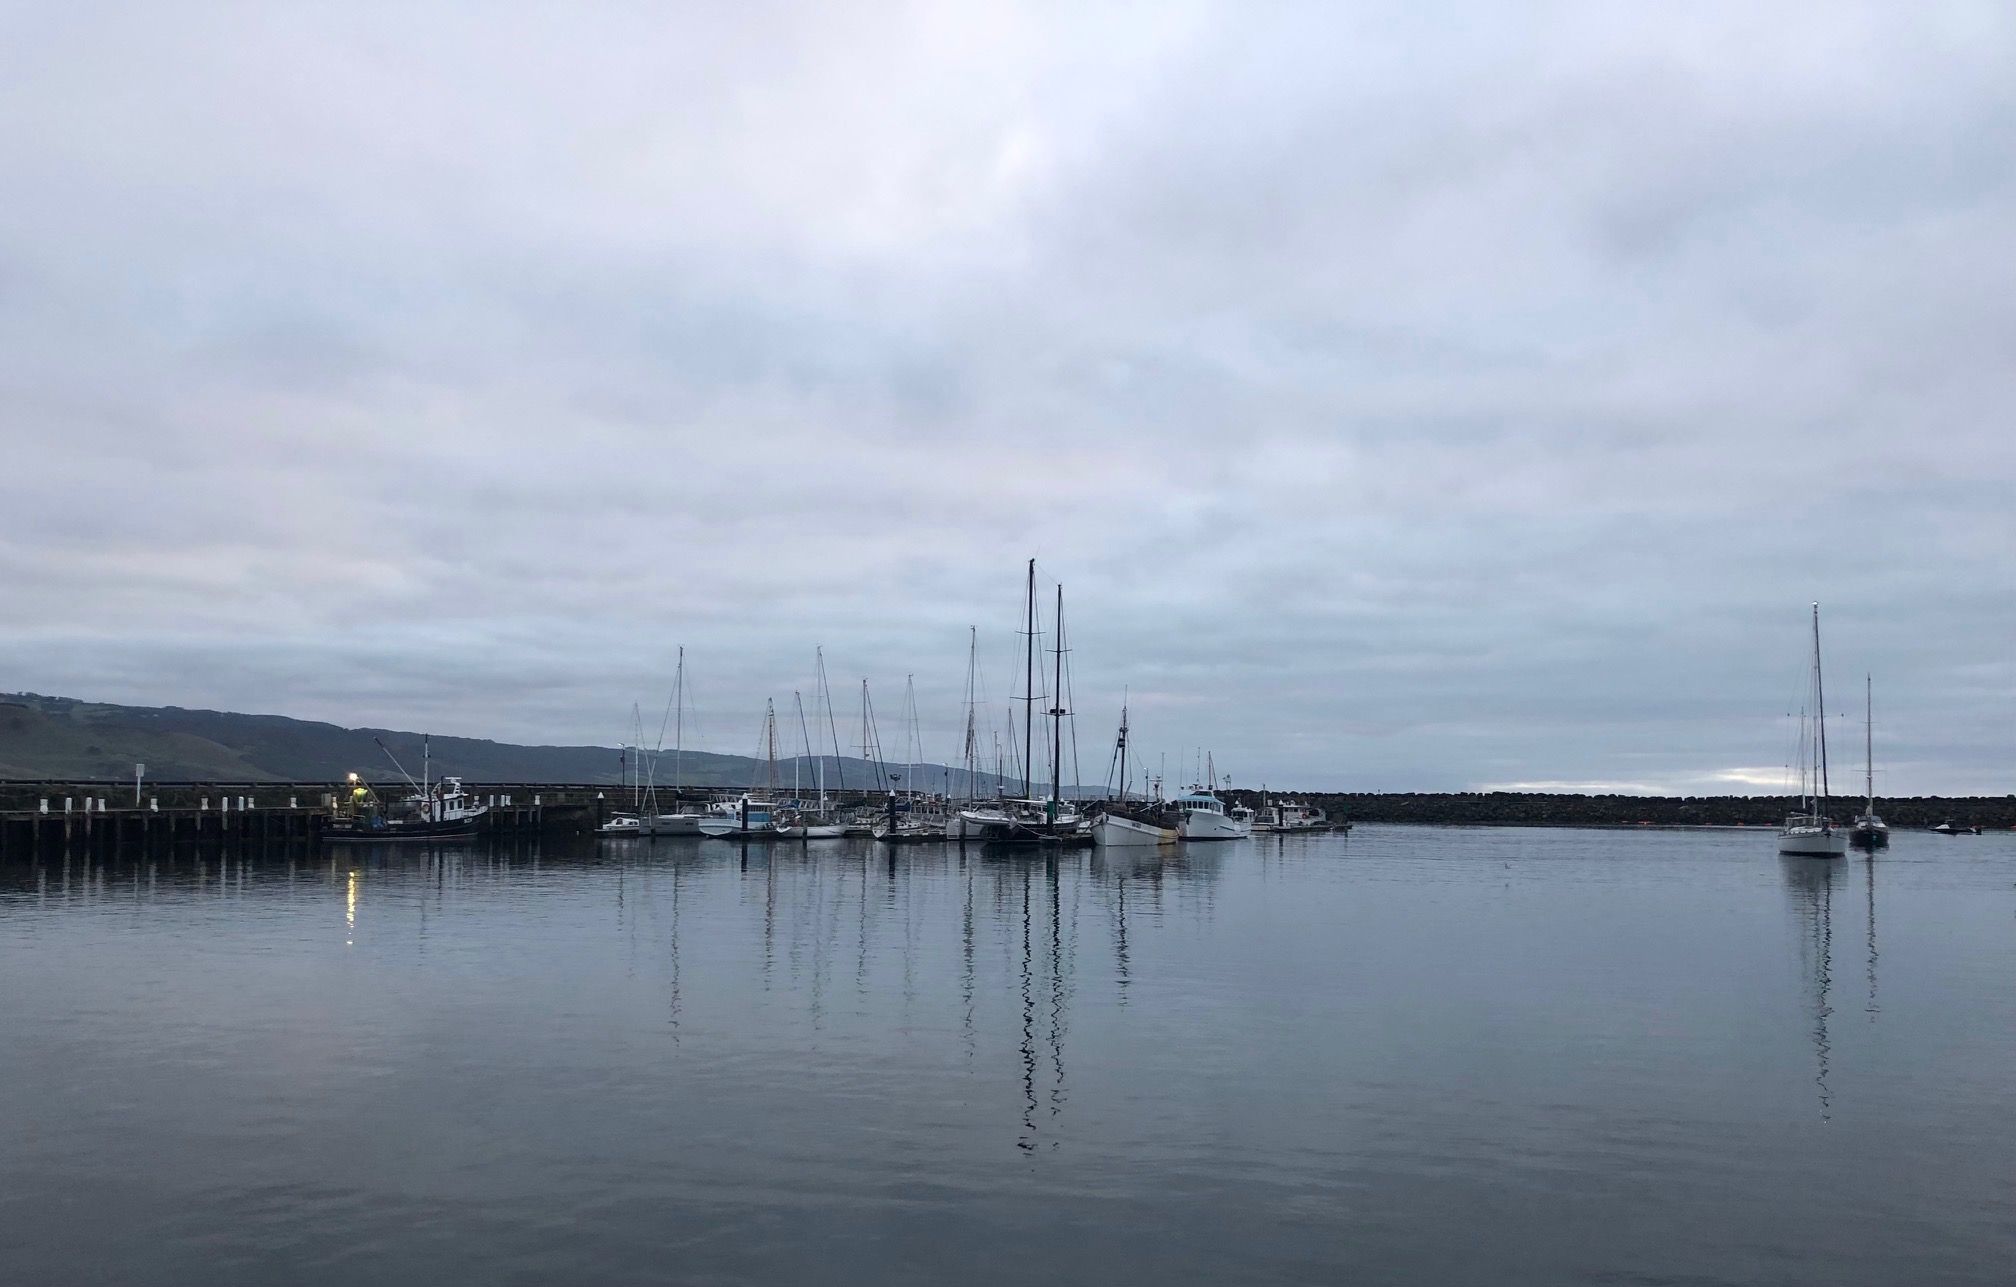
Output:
left=1092, top=814, right=1177, bottom=847
left=639, top=813, right=704, bottom=836
left=1778, top=827, right=1848, bottom=857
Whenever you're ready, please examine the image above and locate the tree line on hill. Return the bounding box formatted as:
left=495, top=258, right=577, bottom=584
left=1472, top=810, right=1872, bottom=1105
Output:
left=1228, top=790, right=2016, bottom=830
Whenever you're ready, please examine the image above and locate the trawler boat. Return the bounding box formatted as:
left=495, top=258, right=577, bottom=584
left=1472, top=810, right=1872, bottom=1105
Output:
left=1779, top=604, right=1848, bottom=858
left=1175, top=790, right=1253, bottom=841
left=597, top=812, right=642, bottom=835
left=1254, top=799, right=1332, bottom=832
left=324, top=775, right=487, bottom=843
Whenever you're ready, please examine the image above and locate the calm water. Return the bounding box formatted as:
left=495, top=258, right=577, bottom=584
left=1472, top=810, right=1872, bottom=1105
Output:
left=3, top=826, right=2013, bottom=1285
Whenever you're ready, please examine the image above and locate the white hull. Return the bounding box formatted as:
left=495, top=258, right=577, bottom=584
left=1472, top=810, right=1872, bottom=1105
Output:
left=1180, top=810, right=1252, bottom=841
left=1778, top=828, right=1848, bottom=857
left=1092, top=814, right=1177, bottom=847
left=639, top=813, right=704, bottom=836
left=777, top=823, right=847, bottom=839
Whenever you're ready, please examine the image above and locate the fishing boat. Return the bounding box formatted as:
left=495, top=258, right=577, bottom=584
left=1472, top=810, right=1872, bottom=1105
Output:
left=1850, top=675, right=1888, bottom=850
left=1174, top=789, right=1253, bottom=840
left=1089, top=704, right=1177, bottom=847
left=1252, top=796, right=1336, bottom=832
left=1779, top=604, right=1848, bottom=858
left=324, top=736, right=487, bottom=843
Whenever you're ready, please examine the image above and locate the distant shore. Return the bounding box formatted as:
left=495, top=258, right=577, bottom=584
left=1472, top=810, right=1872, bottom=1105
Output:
left=1225, top=790, right=2016, bottom=831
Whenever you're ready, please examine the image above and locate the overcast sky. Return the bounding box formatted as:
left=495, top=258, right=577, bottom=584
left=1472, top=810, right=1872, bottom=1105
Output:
left=2, top=1, right=2011, bottom=795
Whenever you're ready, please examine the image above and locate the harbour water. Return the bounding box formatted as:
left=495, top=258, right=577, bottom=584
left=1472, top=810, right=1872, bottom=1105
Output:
left=3, top=826, right=2012, bottom=1284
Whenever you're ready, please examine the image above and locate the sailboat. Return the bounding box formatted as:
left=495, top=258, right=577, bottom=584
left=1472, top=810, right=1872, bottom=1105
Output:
left=955, top=561, right=1089, bottom=846
left=1779, top=604, right=1848, bottom=858
left=638, top=648, right=705, bottom=836
left=1849, top=675, right=1888, bottom=850
left=777, top=689, right=846, bottom=839
left=698, top=701, right=781, bottom=838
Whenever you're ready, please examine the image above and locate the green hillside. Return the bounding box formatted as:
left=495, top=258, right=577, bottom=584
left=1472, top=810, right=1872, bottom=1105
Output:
left=0, top=693, right=1008, bottom=792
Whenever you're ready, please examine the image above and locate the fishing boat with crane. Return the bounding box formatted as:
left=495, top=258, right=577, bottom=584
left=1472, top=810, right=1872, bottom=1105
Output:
left=323, top=736, right=488, bottom=842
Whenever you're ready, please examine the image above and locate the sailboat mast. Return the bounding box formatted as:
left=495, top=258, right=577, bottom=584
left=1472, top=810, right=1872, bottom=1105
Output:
left=766, top=699, right=777, bottom=797
left=793, top=692, right=809, bottom=800
left=1050, top=585, right=1065, bottom=809
left=816, top=647, right=846, bottom=794
left=1813, top=603, right=1831, bottom=805
left=1117, top=701, right=1129, bottom=804
left=962, top=626, right=979, bottom=802
left=1022, top=558, right=1036, bottom=800
left=672, top=647, right=684, bottom=801
left=1865, top=673, right=1874, bottom=813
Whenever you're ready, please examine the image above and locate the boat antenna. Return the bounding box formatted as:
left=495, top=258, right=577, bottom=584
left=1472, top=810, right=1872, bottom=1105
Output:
left=373, top=737, right=424, bottom=795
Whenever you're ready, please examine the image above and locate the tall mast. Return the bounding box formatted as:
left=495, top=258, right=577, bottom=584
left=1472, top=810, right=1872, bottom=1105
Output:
left=1050, top=584, right=1066, bottom=811
left=765, top=698, right=777, bottom=797
left=1813, top=603, right=1831, bottom=805
left=902, top=673, right=919, bottom=800
left=1117, top=698, right=1129, bottom=804
left=816, top=646, right=846, bottom=794
left=1023, top=558, right=1036, bottom=800
left=1865, top=673, right=1874, bottom=813
left=793, top=691, right=810, bottom=801
left=962, top=626, right=979, bottom=802
left=672, top=647, right=684, bottom=797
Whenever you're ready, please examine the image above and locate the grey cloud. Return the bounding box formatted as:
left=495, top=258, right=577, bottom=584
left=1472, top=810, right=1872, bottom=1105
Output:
left=2, top=1, right=2012, bottom=794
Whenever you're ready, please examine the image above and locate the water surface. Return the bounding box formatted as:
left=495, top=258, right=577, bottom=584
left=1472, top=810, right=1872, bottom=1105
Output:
left=3, top=826, right=2012, bottom=1284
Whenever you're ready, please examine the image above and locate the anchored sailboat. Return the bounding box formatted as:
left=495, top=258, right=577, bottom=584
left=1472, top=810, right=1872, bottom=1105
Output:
left=1850, top=674, right=1888, bottom=849
left=1779, top=604, right=1848, bottom=858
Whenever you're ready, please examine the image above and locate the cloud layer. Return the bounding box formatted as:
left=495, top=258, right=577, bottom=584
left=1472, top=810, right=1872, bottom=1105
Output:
left=3, top=1, right=2012, bottom=793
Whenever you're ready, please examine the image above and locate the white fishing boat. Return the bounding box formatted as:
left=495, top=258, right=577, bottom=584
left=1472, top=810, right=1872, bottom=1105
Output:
left=1175, top=789, right=1252, bottom=840
left=1779, top=604, right=1847, bottom=858
left=1253, top=797, right=1332, bottom=832
left=1091, top=809, right=1178, bottom=847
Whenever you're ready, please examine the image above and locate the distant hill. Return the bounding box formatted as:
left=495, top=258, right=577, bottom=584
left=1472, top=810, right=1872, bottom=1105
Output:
left=0, top=693, right=1011, bottom=792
